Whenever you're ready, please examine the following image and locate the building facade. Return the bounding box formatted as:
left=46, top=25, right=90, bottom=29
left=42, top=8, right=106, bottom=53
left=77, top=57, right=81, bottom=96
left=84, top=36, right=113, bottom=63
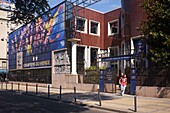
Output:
left=7, top=0, right=146, bottom=84
left=4, top=0, right=170, bottom=98
left=0, top=0, right=17, bottom=81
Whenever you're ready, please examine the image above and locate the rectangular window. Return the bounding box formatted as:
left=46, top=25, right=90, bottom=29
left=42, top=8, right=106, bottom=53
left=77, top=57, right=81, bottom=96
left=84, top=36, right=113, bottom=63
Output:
left=89, top=20, right=100, bottom=36
left=91, top=48, right=98, bottom=66
left=76, top=18, right=85, bottom=31
left=77, top=46, right=85, bottom=74
left=109, top=47, right=119, bottom=57
left=108, top=19, right=119, bottom=36
left=76, top=17, right=87, bottom=33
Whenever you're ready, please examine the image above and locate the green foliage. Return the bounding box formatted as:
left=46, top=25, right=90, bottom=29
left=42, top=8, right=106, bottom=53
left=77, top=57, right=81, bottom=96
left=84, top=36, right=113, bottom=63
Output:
left=10, top=0, right=50, bottom=23
left=85, top=66, right=97, bottom=71
left=84, top=66, right=99, bottom=84
left=99, top=66, right=107, bottom=70
left=85, top=66, right=107, bottom=71
left=140, top=0, right=170, bottom=67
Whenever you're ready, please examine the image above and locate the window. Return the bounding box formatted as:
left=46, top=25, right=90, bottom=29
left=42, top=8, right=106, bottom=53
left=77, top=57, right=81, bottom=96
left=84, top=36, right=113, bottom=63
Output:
left=76, top=17, right=87, bottom=33
left=108, top=19, right=119, bottom=36
left=91, top=48, right=98, bottom=66
left=89, top=20, right=100, bottom=36
left=121, top=13, right=125, bottom=28
left=77, top=46, right=85, bottom=74
left=109, top=47, right=119, bottom=57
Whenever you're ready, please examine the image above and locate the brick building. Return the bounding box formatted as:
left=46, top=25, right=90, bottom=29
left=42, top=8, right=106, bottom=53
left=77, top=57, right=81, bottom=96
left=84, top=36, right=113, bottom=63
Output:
left=7, top=0, right=170, bottom=97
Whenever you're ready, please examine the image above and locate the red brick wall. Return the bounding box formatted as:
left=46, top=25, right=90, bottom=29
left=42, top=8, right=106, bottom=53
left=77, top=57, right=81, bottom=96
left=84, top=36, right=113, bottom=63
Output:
left=129, top=0, right=147, bottom=37
left=76, top=8, right=104, bottom=48
left=104, top=8, right=121, bottom=49
left=74, top=0, right=147, bottom=49
left=75, top=7, right=121, bottom=49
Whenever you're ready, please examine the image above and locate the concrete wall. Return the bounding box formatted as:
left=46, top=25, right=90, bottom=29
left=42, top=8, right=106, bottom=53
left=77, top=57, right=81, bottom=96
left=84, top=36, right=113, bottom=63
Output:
left=52, top=73, right=117, bottom=92
left=52, top=73, right=99, bottom=91
left=136, top=86, right=170, bottom=98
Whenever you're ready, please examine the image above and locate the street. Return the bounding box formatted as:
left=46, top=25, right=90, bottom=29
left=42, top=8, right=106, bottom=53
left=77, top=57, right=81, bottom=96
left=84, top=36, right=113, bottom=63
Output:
left=0, top=90, right=113, bottom=113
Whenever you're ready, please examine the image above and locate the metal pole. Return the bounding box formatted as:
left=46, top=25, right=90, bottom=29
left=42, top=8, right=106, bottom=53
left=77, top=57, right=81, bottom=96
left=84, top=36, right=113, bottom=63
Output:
left=6, top=82, right=7, bottom=90
left=48, top=85, right=50, bottom=97
left=60, top=85, right=62, bottom=100
left=26, top=83, right=28, bottom=93
left=36, top=84, right=38, bottom=95
left=5, top=39, right=8, bottom=81
left=74, top=87, right=76, bottom=103
left=98, top=89, right=101, bottom=106
left=18, top=83, right=20, bottom=93
left=134, top=90, right=137, bottom=112
left=1, top=82, right=3, bottom=89
left=11, top=82, right=13, bottom=91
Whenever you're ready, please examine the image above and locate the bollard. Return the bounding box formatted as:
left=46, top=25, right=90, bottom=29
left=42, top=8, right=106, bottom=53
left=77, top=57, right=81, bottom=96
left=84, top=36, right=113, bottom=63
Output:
left=59, top=85, right=62, bottom=100
left=18, top=83, right=20, bottom=93
left=1, top=82, right=3, bottom=89
left=11, top=82, right=13, bottom=91
left=26, top=83, right=28, bottom=93
left=74, top=87, right=76, bottom=103
left=6, top=82, right=7, bottom=90
left=48, top=85, right=50, bottom=97
left=36, top=84, right=38, bottom=95
left=134, top=90, right=137, bottom=112
left=98, top=89, right=101, bottom=106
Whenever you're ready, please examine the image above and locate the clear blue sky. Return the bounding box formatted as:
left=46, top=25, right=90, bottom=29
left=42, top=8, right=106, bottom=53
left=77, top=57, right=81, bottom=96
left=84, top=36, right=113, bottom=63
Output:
left=48, top=0, right=121, bottom=13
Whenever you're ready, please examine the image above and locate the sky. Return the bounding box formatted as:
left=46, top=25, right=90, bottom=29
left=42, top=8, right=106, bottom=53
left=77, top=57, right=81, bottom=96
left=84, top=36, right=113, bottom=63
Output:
left=48, top=0, right=121, bottom=13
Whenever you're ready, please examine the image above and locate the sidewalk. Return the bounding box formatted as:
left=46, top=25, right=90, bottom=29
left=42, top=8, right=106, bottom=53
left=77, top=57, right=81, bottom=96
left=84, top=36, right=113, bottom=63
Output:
left=1, top=82, right=170, bottom=113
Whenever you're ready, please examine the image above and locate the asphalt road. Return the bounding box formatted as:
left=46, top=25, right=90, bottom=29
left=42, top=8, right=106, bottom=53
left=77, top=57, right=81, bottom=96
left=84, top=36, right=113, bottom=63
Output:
left=0, top=90, right=113, bottom=113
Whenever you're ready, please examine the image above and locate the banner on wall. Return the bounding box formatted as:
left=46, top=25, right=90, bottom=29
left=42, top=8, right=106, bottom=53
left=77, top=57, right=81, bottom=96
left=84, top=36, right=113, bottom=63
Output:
left=8, top=3, right=66, bottom=69
left=105, top=67, right=114, bottom=83
left=16, top=52, right=23, bottom=69
left=133, top=39, right=146, bottom=57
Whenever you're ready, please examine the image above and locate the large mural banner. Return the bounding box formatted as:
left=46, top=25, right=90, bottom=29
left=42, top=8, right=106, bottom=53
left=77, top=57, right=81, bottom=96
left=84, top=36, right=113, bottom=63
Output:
left=9, top=4, right=65, bottom=69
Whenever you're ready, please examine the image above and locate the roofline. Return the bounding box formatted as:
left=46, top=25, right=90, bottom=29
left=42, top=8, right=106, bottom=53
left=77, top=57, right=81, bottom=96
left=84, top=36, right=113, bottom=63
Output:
left=104, top=7, right=121, bottom=14
left=78, top=5, right=121, bottom=14
left=83, top=6, right=104, bottom=14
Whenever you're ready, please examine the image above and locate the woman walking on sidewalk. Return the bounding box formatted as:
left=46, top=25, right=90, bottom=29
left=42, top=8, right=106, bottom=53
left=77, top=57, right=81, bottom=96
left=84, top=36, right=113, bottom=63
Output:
left=119, top=74, right=127, bottom=96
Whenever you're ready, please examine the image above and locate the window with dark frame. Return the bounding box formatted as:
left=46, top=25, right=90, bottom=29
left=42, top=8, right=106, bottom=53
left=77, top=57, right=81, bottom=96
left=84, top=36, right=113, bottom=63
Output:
left=108, top=20, right=119, bottom=35
left=77, top=47, right=85, bottom=74
left=91, top=48, right=98, bottom=66
left=90, top=22, right=98, bottom=34
left=110, top=48, right=118, bottom=57
left=110, top=21, right=118, bottom=34
left=76, top=18, right=85, bottom=31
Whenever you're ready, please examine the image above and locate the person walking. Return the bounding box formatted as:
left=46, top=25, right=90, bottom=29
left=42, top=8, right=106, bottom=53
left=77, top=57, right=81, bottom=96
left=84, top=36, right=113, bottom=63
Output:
left=119, top=74, right=127, bottom=96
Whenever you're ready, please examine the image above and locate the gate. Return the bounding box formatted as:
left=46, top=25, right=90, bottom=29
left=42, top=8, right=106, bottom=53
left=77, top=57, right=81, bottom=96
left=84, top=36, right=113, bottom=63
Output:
left=99, top=67, right=118, bottom=93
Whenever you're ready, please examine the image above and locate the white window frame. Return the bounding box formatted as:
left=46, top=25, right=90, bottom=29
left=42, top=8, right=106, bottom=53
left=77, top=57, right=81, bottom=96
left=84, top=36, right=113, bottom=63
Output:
left=108, top=19, right=119, bottom=36
left=75, top=16, right=87, bottom=34
left=89, top=20, right=100, bottom=36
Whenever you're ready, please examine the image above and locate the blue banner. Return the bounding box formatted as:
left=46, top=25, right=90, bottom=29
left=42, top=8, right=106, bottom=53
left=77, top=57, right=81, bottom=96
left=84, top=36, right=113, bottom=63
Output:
left=101, top=55, right=132, bottom=62
left=130, top=68, right=136, bottom=95
left=99, top=70, right=104, bottom=92
left=133, top=39, right=146, bottom=57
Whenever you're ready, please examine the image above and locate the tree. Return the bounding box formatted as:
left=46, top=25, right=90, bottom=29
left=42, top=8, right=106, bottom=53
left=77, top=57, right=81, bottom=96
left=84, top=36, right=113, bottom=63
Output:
left=10, top=0, right=50, bottom=23
left=140, top=0, right=170, bottom=67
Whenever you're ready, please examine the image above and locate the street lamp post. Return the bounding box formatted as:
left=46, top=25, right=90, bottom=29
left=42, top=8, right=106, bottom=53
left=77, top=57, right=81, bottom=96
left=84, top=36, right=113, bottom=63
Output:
left=1, top=38, right=8, bottom=82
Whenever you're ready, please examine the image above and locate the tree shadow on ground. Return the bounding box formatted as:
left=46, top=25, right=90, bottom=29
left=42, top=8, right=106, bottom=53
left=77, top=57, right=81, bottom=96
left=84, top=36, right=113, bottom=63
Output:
left=0, top=90, right=90, bottom=113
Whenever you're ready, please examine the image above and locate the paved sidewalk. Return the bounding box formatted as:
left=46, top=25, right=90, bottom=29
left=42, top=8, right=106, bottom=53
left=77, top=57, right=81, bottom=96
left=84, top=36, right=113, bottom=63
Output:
left=1, top=82, right=170, bottom=113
